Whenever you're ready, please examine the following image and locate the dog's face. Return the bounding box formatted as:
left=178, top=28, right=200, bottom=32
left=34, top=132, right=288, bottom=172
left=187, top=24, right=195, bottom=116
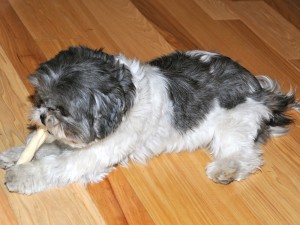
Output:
left=29, top=46, right=135, bottom=147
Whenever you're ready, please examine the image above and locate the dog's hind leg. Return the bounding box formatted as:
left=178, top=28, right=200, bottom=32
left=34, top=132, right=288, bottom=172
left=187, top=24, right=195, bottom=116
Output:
left=206, top=147, right=263, bottom=184
left=206, top=76, right=300, bottom=184
left=205, top=99, right=270, bottom=184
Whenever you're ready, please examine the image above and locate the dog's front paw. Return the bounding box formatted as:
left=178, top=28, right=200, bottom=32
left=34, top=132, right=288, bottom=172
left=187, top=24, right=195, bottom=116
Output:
left=5, top=163, right=45, bottom=195
left=206, top=159, right=240, bottom=184
left=0, top=146, right=24, bottom=169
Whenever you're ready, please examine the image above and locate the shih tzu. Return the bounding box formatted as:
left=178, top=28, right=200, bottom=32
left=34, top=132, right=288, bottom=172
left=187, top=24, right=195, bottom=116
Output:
left=1, top=46, right=299, bottom=194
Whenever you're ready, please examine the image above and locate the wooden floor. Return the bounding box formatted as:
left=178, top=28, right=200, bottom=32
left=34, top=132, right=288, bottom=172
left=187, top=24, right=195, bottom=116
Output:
left=0, top=0, right=300, bottom=224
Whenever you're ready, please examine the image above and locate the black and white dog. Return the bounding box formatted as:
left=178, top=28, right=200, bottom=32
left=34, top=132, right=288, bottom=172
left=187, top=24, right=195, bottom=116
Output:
left=1, top=46, right=299, bottom=194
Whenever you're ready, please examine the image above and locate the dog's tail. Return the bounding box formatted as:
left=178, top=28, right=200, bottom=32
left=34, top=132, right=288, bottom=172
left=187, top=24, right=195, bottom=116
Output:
left=256, top=75, right=300, bottom=137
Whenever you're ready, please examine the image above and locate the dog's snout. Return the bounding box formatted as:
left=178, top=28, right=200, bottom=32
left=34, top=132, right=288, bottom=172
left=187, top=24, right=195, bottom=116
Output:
left=40, top=114, right=46, bottom=125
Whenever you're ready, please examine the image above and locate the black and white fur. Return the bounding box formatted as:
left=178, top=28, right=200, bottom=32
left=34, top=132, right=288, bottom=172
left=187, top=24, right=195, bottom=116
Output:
left=0, top=46, right=299, bottom=194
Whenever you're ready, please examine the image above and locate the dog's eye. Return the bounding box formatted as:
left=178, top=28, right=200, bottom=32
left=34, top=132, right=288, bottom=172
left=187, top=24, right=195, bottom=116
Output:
left=36, top=100, right=44, bottom=108
left=47, top=107, right=55, bottom=111
left=57, top=106, right=69, bottom=117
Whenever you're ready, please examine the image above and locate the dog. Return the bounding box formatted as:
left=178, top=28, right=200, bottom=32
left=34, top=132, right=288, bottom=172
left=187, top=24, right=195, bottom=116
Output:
left=0, top=46, right=299, bottom=194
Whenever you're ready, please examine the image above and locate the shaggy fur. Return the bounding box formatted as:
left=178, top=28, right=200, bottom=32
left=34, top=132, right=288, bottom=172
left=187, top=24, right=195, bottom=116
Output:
left=0, top=46, right=299, bottom=194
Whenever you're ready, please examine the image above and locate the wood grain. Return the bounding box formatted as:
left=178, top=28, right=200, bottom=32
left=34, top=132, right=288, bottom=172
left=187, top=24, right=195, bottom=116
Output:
left=88, top=179, right=129, bottom=225
left=0, top=0, right=300, bottom=224
left=264, top=0, right=300, bottom=30
left=290, top=59, right=300, bottom=72
left=194, top=0, right=238, bottom=20
left=89, top=170, right=155, bottom=225
left=0, top=0, right=46, bottom=94
left=0, top=175, right=18, bottom=225
left=227, top=1, right=300, bottom=60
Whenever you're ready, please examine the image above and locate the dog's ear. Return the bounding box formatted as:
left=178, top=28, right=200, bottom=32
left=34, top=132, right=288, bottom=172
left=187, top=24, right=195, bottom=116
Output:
left=28, top=65, right=59, bottom=91
left=92, top=64, right=136, bottom=139
left=28, top=74, right=39, bottom=87
left=91, top=91, right=125, bottom=139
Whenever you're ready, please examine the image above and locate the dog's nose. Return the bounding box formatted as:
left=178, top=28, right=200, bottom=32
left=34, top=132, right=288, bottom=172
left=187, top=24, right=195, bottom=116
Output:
left=40, top=114, right=46, bottom=125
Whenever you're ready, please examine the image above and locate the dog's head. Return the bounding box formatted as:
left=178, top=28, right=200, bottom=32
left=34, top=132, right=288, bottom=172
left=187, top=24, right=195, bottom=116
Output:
left=29, top=46, right=135, bottom=147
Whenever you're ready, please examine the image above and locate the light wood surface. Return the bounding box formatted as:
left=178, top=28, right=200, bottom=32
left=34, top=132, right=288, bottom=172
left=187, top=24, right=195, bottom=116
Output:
left=0, top=0, right=300, bottom=224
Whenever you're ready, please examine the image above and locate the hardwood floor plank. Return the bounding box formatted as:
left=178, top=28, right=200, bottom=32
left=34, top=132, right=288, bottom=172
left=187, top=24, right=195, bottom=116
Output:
left=9, top=0, right=122, bottom=56
left=193, top=0, right=238, bottom=20
left=264, top=0, right=300, bottom=30
left=242, top=146, right=300, bottom=224
left=0, top=46, right=31, bottom=148
left=109, top=170, right=155, bottom=225
left=0, top=171, right=18, bottom=225
left=10, top=0, right=174, bottom=59
left=121, top=153, right=266, bottom=225
left=80, top=0, right=174, bottom=59
left=290, top=59, right=300, bottom=72
left=88, top=179, right=129, bottom=225
left=89, top=169, right=155, bottom=225
left=9, top=0, right=85, bottom=40
left=1, top=184, right=107, bottom=225
left=227, top=1, right=300, bottom=60
left=0, top=0, right=46, bottom=94
left=131, top=0, right=202, bottom=50
left=121, top=142, right=300, bottom=224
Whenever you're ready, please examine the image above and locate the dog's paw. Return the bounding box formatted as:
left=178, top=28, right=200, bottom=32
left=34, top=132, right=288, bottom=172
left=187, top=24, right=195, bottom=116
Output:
left=0, top=146, right=24, bottom=169
left=206, top=159, right=240, bottom=184
left=5, top=163, right=44, bottom=195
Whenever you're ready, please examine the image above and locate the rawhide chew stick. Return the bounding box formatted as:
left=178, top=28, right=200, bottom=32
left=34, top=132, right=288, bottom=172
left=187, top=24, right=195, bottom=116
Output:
left=16, top=129, right=48, bottom=165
